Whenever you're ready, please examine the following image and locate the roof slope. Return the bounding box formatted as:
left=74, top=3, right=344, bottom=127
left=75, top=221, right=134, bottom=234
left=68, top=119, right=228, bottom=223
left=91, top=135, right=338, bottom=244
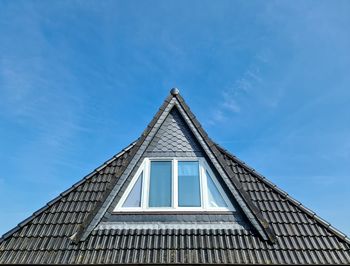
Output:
left=72, top=92, right=275, bottom=243
left=1, top=144, right=349, bottom=264
left=0, top=141, right=138, bottom=263
left=1, top=91, right=349, bottom=265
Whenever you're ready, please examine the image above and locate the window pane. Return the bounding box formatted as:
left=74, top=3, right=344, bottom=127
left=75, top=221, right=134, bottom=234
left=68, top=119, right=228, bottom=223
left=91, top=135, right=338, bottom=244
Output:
left=149, top=161, right=172, bottom=207
left=206, top=171, right=227, bottom=207
left=178, top=161, right=201, bottom=207
left=122, top=172, right=143, bottom=207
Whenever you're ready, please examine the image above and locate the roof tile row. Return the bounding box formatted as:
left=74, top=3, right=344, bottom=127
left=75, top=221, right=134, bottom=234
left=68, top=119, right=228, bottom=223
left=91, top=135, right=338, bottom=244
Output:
left=2, top=228, right=348, bottom=252
left=1, top=140, right=349, bottom=264
left=1, top=248, right=349, bottom=265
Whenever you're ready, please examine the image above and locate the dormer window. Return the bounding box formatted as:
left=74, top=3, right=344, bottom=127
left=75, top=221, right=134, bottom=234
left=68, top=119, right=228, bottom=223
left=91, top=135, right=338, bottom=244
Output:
left=113, top=158, right=234, bottom=212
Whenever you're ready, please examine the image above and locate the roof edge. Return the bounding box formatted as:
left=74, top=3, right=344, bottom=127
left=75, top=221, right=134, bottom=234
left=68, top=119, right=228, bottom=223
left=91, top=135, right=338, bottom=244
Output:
left=73, top=90, right=275, bottom=243
left=173, top=93, right=276, bottom=243
left=0, top=141, right=137, bottom=244
left=215, top=144, right=350, bottom=245
left=73, top=94, right=175, bottom=242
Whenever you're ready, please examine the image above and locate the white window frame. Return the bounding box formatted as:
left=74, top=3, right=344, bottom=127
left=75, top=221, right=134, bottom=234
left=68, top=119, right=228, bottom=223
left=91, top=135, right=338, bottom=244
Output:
left=113, top=157, right=235, bottom=212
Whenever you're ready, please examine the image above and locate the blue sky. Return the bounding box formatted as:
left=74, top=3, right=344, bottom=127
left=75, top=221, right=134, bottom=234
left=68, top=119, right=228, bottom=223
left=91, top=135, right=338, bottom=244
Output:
left=0, top=1, right=350, bottom=236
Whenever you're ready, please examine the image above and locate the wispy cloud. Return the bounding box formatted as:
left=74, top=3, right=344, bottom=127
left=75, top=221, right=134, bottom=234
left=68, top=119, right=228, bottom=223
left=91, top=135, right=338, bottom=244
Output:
left=208, top=56, right=268, bottom=125
left=0, top=5, right=94, bottom=183
left=0, top=1, right=350, bottom=237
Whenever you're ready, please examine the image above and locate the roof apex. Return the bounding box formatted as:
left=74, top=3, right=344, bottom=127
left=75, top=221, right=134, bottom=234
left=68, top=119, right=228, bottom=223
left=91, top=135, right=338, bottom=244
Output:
left=170, top=87, right=180, bottom=95
left=2, top=91, right=350, bottom=265
left=72, top=91, right=276, bottom=243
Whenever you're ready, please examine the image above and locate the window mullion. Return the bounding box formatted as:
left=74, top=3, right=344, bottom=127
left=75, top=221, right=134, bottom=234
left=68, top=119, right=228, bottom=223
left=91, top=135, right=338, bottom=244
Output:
left=173, top=159, right=178, bottom=209
left=200, top=159, right=209, bottom=209
left=143, top=159, right=150, bottom=208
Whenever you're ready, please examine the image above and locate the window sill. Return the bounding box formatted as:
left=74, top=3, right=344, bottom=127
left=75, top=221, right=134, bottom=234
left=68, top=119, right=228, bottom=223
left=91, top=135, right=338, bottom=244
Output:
left=112, top=210, right=235, bottom=215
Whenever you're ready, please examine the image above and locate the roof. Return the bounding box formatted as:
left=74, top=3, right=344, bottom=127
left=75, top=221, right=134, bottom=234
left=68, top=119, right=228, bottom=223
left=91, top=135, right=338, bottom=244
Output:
left=0, top=90, right=349, bottom=265
left=72, top=92, right=274, bottom=243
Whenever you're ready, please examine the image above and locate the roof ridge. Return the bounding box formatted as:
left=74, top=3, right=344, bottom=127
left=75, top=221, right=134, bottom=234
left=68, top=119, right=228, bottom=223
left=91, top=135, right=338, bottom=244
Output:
left=174, top=94, right=276, bottom=243
left=215, top=143, right=350, bottom=245
left=73, top=95, right=175, bottom=242
left=0, top=141, right=137, bottom=244
left=74, top=91, right=276, bottom=243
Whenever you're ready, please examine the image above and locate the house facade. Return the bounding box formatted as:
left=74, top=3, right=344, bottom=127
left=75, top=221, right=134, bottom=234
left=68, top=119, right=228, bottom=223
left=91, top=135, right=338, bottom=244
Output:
left=1, top=89, right=349, bottom=265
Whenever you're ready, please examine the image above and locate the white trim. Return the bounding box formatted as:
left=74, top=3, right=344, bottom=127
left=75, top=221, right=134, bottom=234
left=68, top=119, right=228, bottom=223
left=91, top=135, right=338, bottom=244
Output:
left=200, top=158, right=208, bottom=209
left=202, top=159, right=235, bottom=210
left=198, top=160, right=204, bottom=208
left=113, top=157, right=235, bottom=212
left=114, top=160, right=145, bottom=211
left=141, top=158, right=149, bottom=208
left=173, top=159, right=178, bottom=208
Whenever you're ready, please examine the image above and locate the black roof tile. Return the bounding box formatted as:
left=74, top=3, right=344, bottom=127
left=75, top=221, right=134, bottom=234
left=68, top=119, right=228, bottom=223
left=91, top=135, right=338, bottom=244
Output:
left=1, top=92, right=350, bottom=264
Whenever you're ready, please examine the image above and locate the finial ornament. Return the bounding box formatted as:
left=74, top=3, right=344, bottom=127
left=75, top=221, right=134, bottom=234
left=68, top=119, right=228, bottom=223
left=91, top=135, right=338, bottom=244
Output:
left=170, top=88, right=179, bottom=95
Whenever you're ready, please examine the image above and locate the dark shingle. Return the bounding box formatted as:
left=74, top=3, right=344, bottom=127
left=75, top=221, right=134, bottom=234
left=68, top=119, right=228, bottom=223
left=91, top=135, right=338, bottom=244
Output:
left=1, top=92, right=349, bottom=265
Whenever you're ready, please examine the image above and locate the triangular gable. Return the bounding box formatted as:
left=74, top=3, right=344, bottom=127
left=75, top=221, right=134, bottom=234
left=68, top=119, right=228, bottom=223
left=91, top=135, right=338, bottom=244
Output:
left=104, top=106, right=238, bottom=216
left=1, top=140, right=349, bottom=264
left=73, top=90, right=276, bottom=242
left=146, top=108, right=203, bottom=157
left=1, top=90, right=350, bottom=264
